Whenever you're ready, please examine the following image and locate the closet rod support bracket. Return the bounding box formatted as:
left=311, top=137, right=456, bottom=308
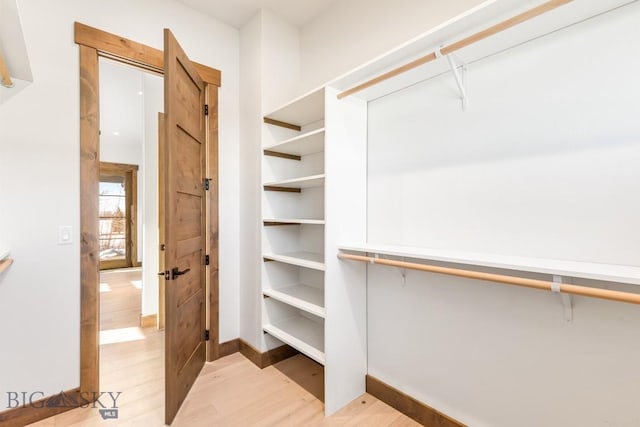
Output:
left=437, top=46, right=468, bottom=111
left=552, top=275, right=573, bottom=322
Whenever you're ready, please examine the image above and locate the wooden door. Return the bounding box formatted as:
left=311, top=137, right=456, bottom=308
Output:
left=163, top=29, right=207, bottom=424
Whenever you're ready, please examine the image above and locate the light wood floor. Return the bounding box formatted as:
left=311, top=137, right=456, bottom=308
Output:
left=29, top=270, right=419, bottom=426
left=99, top=268, right=144, bottom=331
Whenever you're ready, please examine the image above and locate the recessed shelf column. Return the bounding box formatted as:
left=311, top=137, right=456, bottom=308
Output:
left=262, top=87, right=327, bottom=375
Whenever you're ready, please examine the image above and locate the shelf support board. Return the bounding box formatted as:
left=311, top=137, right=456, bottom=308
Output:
left=553, top=275, right=573, bottom=322
left=263, top=117, right=302, bottom=131
left=264, top=221, right=298, bottom=226
left=264, top=186, right=301, bottom=193
left=263, top=150, right=302, bottom=161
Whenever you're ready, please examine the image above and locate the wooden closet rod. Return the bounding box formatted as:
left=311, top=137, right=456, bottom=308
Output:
left=337, top=0, right=573, bottom=99
left=0, top=52, right=13, bottom=88
left=338, top=253, right=640, bottom=305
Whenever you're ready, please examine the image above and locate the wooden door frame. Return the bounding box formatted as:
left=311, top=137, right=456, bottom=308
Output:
left=75, top=22, right=221, bottom=398
left=99, top=161, right=139, bottom=270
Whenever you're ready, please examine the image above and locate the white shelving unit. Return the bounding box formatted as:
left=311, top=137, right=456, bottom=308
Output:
left=261, top=86, right=368, bottom=415
left=262, top=87, right=328, bottom=371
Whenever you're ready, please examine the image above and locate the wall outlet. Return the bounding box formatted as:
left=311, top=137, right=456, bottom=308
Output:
left=58, top=226, right=73, bottom=245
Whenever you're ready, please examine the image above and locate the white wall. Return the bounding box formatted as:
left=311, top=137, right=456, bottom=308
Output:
left=239, top=12, right=263, bottom=349
left=239, top=9, right=301, bottom=351
left=141, top=72, right=163, bottom=316
left=366, top=4, right=640, bottom=426
left=259, top=11, right=301, bottom=352
left=260, top=10, right=300, bottom=115
left=300, top=0, right=486, bottom=92
left=0, top=0, right=239, bottom=400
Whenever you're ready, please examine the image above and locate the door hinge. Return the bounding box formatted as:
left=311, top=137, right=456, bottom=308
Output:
left=160, top=243, right=165, bottom=251
left=204, top=178, right=211, bottom=191
left=204, top=104, right=209, bottom=116
left=205, top=330, right=210, bottom=341
left=205, top=254, right=210, bottom=266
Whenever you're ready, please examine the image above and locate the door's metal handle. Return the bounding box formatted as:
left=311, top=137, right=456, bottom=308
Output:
left=171, top=267, right=191, bottom=280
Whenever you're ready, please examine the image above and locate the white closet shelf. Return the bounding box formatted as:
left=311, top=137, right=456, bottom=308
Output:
left=264, top=174, right=325, bottom=189
left=264, top=87, right=325, bottom=126
left=339, top=244, right=640, bottom=285
left=264, top=128, right=325, bottom=157
left=263, top=218, right=325, bottom=225
left=263, top=284, right=325, bottom=318
left=263, top=251, right=325, bottom=271
left=263, top=316, right=325, bottom=365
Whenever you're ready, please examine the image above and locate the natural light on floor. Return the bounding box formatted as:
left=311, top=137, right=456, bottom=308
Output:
left=130, top=280, right=142, bottom=289
left=99, top=282, right=112, bottom=293
left=100, top=326, right=146, bottom=345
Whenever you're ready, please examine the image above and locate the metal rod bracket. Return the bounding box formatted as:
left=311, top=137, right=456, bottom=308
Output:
left=553, top=275, right=573, bottom=322
left=445, top=53, right=468, bottom=111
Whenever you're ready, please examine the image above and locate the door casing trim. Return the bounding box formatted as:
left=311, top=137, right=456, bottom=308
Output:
left=75, top=22, right=221, bottom=398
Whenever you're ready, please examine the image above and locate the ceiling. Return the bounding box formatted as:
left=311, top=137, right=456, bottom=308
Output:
left=176, top=0, right=339, bottom=28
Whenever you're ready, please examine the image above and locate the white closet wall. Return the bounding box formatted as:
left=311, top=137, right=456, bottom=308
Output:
left=368, top=4, right=640, bottom=265
left=365, top=3, right=640, bottom=426
left=239, top=9, right=301, bottom=350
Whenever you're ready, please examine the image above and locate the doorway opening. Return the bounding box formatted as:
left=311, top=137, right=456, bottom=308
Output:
left=76, top=22, right=221, bottom=425
left=97, top=56, right=165, bottom=414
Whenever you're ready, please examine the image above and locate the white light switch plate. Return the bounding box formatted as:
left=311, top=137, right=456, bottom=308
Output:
left=58, top=226, right=73, bottom=245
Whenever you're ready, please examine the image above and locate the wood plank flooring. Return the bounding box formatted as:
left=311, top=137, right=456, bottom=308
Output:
left=28, top=270, right=419, bottom=426
left=99, top=268, right=144, bottom=331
